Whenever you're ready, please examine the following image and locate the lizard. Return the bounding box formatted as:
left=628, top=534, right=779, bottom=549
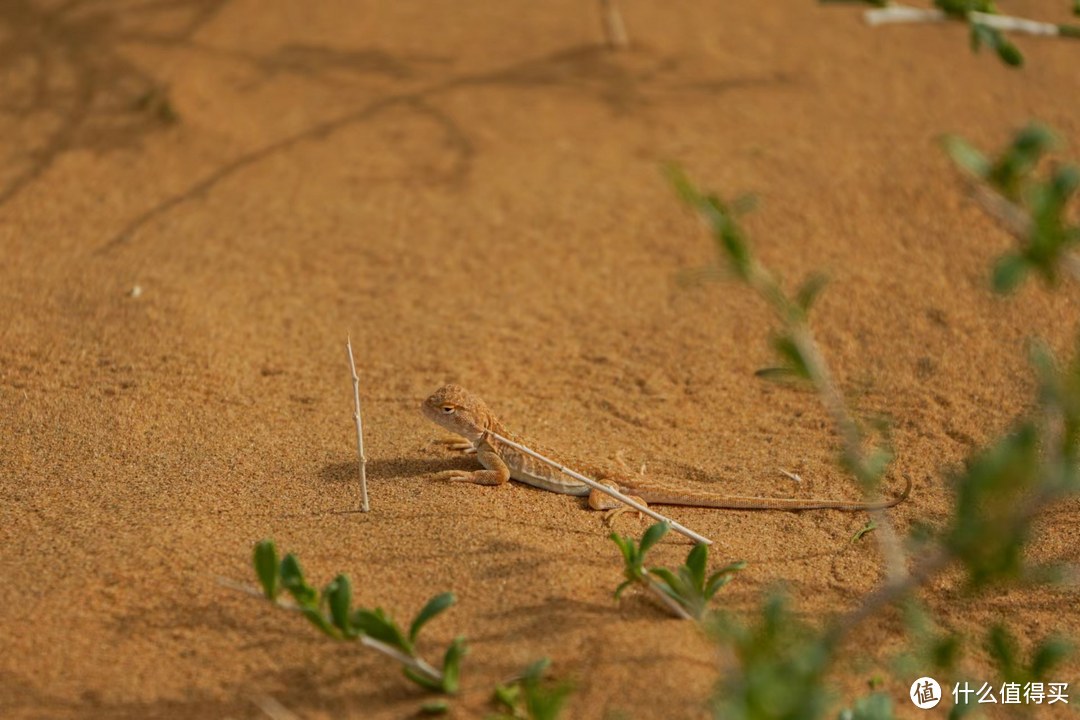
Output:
left=421, top=383, right=911, bottom=513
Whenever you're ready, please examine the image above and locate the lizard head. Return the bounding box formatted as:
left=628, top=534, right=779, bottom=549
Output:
left=421, top=384, right=493, bottom=441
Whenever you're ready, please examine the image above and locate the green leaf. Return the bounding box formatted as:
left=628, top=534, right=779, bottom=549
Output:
left=419, top=700, right=450, bottom=715
left=639, top=522, right=669, bottom=554
left=324, top=574, right=353, bottom=636
left=613, top=579, right=634, bottom=600
left=941, top=135, right=990, bottom=177
left=991, top=253, right=1030, bottom=293
left=994, top=36, right=1023, bottom=67
left=968, top=22, right=1023, bottom=67
left=703, top=572, right=735, bottom=599
left=299, top=606, right=338, bottom=638
left=493, top=682, right=521, bottom=710
left=522, top=657, right=552, bottom=682
left=684, top=543, right=708, bottom=590
left=772, top=334, right=812, bottom=379
left=1051, top=165, right=1080, bottom=199
left=1031, top=636, right=1071, bottom=677
left=521, top=658, right=573, bottom=720
left=987, top=624, right=1017, bottom=678
left=666, top=163, right=702, bottom=207
left=849, top=521, right=877, bottom=543
left=704, top=561, right=746, bottom=598
left=609, top=532, right=635, bottom=565
left=280, top=554, right=317, bottom=607
left=439, top=637, right=467, bottom=694
left=795, top=273, right=829, bottom=313
left=353, top=608, right=412, bottom=652
left=404, top=666, right=444, bottom=692
left=410, top=592, right=456, bottom=643
left=253, top=540, right=279, bottom=601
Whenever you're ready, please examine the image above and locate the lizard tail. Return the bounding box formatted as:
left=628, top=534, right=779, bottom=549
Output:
left=633, top=474, right=913, bottom=511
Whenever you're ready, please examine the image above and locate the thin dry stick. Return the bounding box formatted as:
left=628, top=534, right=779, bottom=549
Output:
left=219, top=577, right=443, bottom=682
left=252, top=695, right=301, bottom=720
left=964, top=182, right=1080, bottom=282
left=484, top=430, right=715, bottom=546
left=600, top=0, right=629, bottom=49
left=778, top=468, right=803, bottom=484
left=346, top=336, right=369, bottom=512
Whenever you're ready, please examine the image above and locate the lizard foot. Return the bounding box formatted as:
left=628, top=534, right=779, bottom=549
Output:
left=588, top=487, right=648, bottom=525
left=601, top=504, right=648, bottom=527
left=433, top=469, right=509, bottom=486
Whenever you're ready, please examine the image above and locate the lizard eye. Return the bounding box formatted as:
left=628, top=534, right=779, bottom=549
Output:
left=441, top=405, right=455, bottom=414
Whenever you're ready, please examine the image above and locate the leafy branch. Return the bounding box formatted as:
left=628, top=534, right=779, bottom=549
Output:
left=825, top=1, right=1080, bottom=67
left=669, top=165, right=907, bottom=582
left=245, top=540, right=466, bottom=694
left=671, top=165, right=1080, bottom=718
left=943, top=123, right=1080, bottom=292
left=611, top=522, right=745, bottom=621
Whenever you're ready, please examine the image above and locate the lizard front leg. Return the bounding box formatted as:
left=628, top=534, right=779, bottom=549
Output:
left=434, top=441, right=511, bottom=486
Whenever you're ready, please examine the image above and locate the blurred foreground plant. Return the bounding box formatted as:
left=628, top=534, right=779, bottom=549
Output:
left=943, top=123, right=1080, bottom=292
left=671, top=165, right=1079, bottom=718
left=491, top=658, right=574, bottom=720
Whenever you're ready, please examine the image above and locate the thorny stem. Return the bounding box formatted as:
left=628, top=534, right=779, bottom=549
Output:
left=346, top=336, right=370, bottom=512
left=219, top=578, right=443, bottom=683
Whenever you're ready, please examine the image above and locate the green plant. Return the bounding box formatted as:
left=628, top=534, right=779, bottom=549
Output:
left=670, top=168, right=1079, bottom=718
left=712, top=595, right=837, bottom=720
left=491, top=658, right=574, bottom=720
left=943, top=124, right=1080, bottom=292
left=251, top=540, right=466, bottom=694
left=611, top=522, right=745, bottom=620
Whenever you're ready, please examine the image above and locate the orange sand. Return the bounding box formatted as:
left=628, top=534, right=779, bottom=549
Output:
left=2, top=1, right=1078, bottom=718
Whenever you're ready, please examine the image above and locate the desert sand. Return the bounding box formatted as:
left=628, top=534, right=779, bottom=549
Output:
left=2, top=1, right=1078, bottom=718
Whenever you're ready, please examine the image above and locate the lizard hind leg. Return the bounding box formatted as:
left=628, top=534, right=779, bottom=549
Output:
left=587, top=486, right=649, bottom=526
